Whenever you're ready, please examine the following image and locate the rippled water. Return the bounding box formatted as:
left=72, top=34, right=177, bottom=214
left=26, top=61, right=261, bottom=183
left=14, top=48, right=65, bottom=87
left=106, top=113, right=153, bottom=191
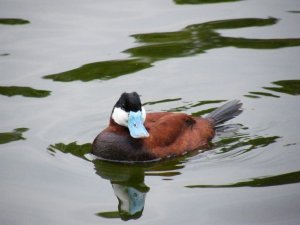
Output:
left=1, top=0, right=300, bottom=224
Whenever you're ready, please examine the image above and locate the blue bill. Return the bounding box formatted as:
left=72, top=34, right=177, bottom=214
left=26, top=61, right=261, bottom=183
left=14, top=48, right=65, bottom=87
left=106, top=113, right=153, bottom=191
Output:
left=128, top=111, right=149, bottom=138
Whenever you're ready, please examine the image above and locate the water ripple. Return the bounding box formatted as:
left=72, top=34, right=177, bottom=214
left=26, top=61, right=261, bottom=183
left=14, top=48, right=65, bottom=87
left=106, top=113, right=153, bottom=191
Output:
left=43, top=17, right=300, bottom=82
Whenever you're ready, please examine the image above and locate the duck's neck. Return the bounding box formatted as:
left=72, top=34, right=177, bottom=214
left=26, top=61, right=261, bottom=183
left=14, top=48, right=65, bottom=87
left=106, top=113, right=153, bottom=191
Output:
left=109, top=117, right=129, bottom=134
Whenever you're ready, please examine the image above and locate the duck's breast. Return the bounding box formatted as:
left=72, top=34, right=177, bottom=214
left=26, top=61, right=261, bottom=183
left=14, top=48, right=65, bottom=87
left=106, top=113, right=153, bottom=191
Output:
left=92, top=129, right=156, bottom=161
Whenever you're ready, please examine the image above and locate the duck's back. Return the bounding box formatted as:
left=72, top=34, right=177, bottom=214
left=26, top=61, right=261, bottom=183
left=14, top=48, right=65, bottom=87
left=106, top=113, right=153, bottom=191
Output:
left=143, top=112, right=215, bottom=158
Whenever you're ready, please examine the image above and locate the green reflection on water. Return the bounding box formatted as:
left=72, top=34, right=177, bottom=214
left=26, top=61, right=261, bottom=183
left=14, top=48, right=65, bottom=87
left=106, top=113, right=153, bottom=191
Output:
left=96, top=211, right=120, bottom=219
left=0, top=18, right=30, bottom=25
left=245, top=80, right=300, bottom=98
left=191, top=107, right=217, bottom=116
left=0, top=86, right=51, bottom=98
left=48, top=142, right=91, bottom=160
left=166, top=99, right=225, bottom=112
left=264, top=80, right=300, bottom=96
left=186, top=170, right=300, bottom=188
left=44, top=59, right=152, bottom=82
left=244, top=94, right=260, bottom=99
left=143, top=98, right=182, bottom=106
left=191, top=100, right=226, bottom=107
left=247, top=91, right=280, bottom=98
left=0, top=128, right=28, bottom=144
left=126, top=17, right=300, bottom=59
left=214, top=134, right=280, bottom=155
left=43, top=17, right=300, bottom=82
left=174, top=0, right=242, bottom=4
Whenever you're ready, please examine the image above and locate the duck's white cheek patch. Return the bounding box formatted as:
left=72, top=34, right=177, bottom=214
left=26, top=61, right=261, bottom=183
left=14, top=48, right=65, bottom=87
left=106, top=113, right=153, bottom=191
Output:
left=142, top=107, right=146, bottom=122
left=112, top=107, right=129, bottom=127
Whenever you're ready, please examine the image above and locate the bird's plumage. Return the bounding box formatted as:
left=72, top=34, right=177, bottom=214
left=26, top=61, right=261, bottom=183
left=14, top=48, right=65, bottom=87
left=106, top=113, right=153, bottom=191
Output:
left=92, top=92, right=242, bottom=162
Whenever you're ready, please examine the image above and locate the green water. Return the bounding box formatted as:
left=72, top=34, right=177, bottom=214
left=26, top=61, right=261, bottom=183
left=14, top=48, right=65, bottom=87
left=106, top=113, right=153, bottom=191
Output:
left=1, top=0, right=300, bottom=224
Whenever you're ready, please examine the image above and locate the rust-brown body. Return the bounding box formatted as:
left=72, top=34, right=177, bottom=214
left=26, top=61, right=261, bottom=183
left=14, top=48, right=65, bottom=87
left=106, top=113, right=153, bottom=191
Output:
left=92, top=112, right=215, bottom=161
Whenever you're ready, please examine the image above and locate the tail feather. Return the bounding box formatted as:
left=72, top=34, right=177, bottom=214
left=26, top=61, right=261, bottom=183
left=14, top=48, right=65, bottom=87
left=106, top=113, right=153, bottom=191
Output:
left=205, top=100, right=243, bottom=127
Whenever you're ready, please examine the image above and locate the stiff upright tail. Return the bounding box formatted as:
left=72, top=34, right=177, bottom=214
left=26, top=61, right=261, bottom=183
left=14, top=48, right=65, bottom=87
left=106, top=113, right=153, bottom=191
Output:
left=205, top=100, right=243, bottom=127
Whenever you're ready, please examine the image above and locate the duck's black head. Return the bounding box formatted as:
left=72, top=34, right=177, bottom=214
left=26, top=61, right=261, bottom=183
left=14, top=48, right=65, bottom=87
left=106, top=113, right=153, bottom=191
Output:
left=115, top=92, right=142, bottom=113
left=111, top=92, right=149, bottom=139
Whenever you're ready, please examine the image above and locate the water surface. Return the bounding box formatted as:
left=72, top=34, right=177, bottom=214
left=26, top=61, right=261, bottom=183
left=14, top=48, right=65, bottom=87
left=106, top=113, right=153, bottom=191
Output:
left=1, top=0, right=300, bottom=224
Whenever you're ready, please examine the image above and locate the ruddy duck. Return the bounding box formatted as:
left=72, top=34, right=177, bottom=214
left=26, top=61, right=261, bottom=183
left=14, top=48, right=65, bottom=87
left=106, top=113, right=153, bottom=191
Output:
left=92, top=92, right=242, bottom=161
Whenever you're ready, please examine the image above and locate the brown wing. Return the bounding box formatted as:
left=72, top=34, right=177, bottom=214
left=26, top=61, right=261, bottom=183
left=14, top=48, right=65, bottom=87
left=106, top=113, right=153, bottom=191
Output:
left=145, top=112, right=196, bottom=147
left=145, top=112, right=172, bottom=123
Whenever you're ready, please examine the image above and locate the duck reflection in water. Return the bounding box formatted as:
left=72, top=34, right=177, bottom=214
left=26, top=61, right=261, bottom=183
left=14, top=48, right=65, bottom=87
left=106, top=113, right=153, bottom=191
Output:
left=94, top=160, right=150, bottom=220
left=91, top=156, right=185, bottom=220
left=111, top=182, right=148, bottom=220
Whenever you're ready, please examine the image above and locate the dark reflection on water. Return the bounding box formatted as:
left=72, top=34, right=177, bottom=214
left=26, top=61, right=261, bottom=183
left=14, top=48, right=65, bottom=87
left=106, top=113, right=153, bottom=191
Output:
left=48, top=142, right=91, bottom=159
left=186, top=170, right=300, bottom=188
left=287, top=11, right=300, bottom=14
left=0, top=128, right=28, bottom=144
left=142, top=98, right=226, bottom=115
left=44, top=59, right=152, bottom=82
left=126, top=17, right=300, bottom=59
left=245, top=91, right=280, bottom=99
left=0, top=18, right=30, bottom=25
left=192, top=107, right=217, bottom=116
left=174, top=0, right=242, bottom=4
left=167, top=99, right=225, bottom=112
left=245, top=80, right=300, bottom=98
left=0, top=86, right=51, bottom=98
left=213, top=134, right=280, bottom=155
left=43, top=17, right=300, bottom=82
left=143, top=97, right=182, bottom=106
left=264, top=80, right=300, bottom=96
